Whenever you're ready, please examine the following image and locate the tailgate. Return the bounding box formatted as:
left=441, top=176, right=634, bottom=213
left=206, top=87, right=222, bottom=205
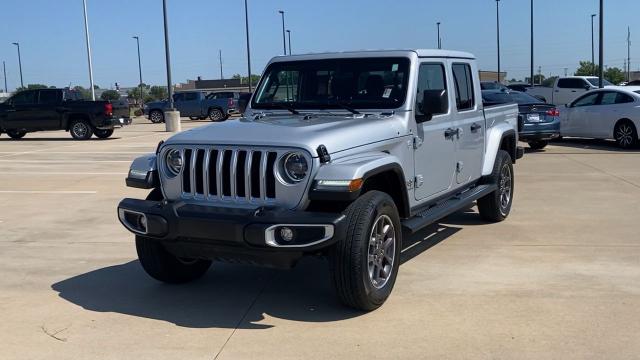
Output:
left=110, top=100, right=131, bottom=119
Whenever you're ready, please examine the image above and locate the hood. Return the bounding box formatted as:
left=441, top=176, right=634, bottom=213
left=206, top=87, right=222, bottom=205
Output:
left=165, top=113, right=406, bottom=157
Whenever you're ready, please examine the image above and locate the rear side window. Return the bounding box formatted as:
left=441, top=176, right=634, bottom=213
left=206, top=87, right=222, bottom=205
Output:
left=572, top=93, right=600, bottom=107
left=10, top=91, right=36, bottom=105
left=452, top=63, right=475, bottom=110
left=615, top=93, right=634, bottom=104
left=173, top=93, right=185, bottom=102
left=558, top=78, right=587, bottom=89
left=38, top=90, right=62, bottom=105
left=415, top=63, right=447, bottom=119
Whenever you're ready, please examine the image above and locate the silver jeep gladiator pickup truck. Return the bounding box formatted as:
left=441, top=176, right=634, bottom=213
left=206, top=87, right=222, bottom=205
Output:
left=118, top=49, right=523, bottom=311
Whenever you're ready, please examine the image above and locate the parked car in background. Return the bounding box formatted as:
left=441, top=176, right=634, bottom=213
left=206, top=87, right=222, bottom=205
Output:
left=237, top=92, right=252, bottom=114
left=481, top=81, right=509, bottom=91
left=507, top=83, right=531, bottom=92
left=206, top=91, right=250, bottom=115
left=483, top=90, right=560, bottom=150
left=143, top=91, right=230, bottom=123
left=560, top=86, right=640, bottom=149
left=526, top=76, right=613, bottom=105
left=625, top=79, right=640, bottom=86
left=0, top=88, right=130, bottom=140
left=118, top=49, right=522, bottom=311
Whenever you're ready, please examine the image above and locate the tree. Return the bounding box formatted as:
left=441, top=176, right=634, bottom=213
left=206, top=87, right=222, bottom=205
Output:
left=149, top=86, right=168, bottom=101
left=575, top=61, right=599, bottom=76
left=15, top=84, right=50, bottom=92
left=604, top=67, right=625, bottom=84
left=542, top=76, right=558, bottom=87
left=127, top=84, right=151, bottom=104
left=100, top=90, right=121, bottom=101
left=232, top=73, right=261, bottom=86
left=72, top=86, right=92, bottom=100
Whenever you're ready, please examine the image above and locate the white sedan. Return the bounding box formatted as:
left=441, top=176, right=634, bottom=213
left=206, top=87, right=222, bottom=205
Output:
left=560, top=86, right=640, bottom=148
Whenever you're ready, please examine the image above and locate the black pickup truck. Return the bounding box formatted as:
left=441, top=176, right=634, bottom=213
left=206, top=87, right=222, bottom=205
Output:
left=0, top=88, right=131, bottom=140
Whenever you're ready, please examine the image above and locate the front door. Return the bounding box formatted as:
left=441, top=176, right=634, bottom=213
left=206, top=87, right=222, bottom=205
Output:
left=562, top=92, right=601, bottom=137
left=555, top=78, right=589, bottom=105
left=4, top=90, right=39, bottom=130
left=413, top=62, right=456, bottom=201
left=180, top=92, right=202, bottom=117
left=451, top=62, right=484, bottom=184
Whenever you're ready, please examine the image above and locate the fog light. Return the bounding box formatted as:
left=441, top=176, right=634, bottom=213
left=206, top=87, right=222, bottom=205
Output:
left=279, top=227, right=294, bottom=242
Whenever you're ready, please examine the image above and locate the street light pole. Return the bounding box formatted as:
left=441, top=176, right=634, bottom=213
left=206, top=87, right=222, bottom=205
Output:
left=591, top=14, right=596, bottom=75
left=530, top=0, right=534, bottom=87
left=162, top=0, right=174, bottom=110
left=496, top=0, right=501, bottom=83
left=278, top=10, right=286, bottom=55
left=598, top=0, right=604, bottom=88
left=2, top=61, right=7, bottom=93
left=244, top=0, right=253, bottom=92
left=437, top=22, right=441, bottom=49
left=286, top=30, right=292, bottom=55
left=81, top=0, right=95, bottom=100
left=133, top=36, right=143, bottom=108
left=219, top=49, right=224, bottom=79
left=12, top=42, right=23, bottom=89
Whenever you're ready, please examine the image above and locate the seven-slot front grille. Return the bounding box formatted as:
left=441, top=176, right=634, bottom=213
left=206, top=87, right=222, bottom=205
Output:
left=181, top=147, right=278, bottom=201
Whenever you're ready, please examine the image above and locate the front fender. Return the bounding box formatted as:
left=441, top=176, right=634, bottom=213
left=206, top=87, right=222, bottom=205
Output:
left=314, top=151, right=403, bottom=182
left=125, top=153, right=159, bottom=189
left=482, top=123, right=516, bottom=176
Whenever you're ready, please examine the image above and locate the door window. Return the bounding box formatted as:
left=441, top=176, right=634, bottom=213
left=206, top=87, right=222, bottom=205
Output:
left=415, top=63, right=447, bottom=120
left=599, top=92, right=619, bottom=105
left=571, top=93, right=600, bottom=107
left=558, top=78, right=588, bottom=89
left=10, top=91, right=36, bottom=105
left=38, top=90, right=62, bottom=105
left=452, top=63, right=475, bottom=110
left=173, top=93, right=185, bottom=102
left=183, top=92, right=198, bottom=101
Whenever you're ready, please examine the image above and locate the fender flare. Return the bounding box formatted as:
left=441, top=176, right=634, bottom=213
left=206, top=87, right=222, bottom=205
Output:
left=482, top=125, right=517, bottom=176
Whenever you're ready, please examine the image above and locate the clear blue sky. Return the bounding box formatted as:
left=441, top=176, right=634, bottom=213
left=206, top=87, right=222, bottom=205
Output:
left=0, top=0, right=638, bottom=91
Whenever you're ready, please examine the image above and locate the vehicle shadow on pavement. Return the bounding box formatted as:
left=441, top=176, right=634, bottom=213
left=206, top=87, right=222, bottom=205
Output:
left=51, top=223, right=464, bottom=329
left=550, top=138, right=640, bottom=153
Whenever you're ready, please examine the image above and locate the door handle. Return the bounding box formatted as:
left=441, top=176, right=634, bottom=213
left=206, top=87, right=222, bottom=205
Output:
left=444, top=128, right=458, bottom=139
left=470, top=123, right=482, bottom=132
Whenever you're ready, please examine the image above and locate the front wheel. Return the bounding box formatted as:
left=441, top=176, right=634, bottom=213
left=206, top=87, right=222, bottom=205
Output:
left=94, top=129, right=114, bottom=139
left=149, top=110, right=164, bottom=123
left=477, top=150, right=514, bottom=222
left=614, top=121, right=638, bottom=149
left=69, top=120, right=93, bottom=140
left=330, top=191, right=402, bottom=311
left=528, top=140, right=548, bottom=150
left=7, top=130, right=26, bottom=139
left=136, top=236, right=212, bottom=284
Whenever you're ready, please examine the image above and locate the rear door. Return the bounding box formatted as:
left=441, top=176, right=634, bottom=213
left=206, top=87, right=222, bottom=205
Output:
left=180, top=92, right=202, bottom=117
left=562, top=92, right=601, bottom=137
left=591, top=91, right=634, bottom=138
left=413, top=62, right=456, bottom=201
left=451, top=62, right=484, bottom=185
left=36, top=89, right=63, bottom=129
left=4, top=90, right=38, bottom=129
left=555, top=78, right=589, bottom=105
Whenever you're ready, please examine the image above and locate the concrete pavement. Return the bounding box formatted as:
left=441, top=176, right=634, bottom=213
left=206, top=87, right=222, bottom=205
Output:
left=0, top=120, right=639, bottom=359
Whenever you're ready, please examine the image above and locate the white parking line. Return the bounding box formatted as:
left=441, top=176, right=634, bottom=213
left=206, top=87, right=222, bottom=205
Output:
left=0, top=190, right=97, bottom=194
left=0, top=151, right=148, bottom=154
left=0, top=172, right=126, bottom=175
left=0, top=160, right=131, bottom=163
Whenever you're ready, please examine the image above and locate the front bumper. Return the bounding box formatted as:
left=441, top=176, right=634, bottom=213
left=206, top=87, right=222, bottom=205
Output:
left=117, top=199, right=346, bottom=267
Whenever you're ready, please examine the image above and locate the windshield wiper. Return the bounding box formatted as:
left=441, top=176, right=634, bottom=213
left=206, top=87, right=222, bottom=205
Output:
left=272, top=103, right=300, bottom=115
left=332, top=99, right=360, bottom=114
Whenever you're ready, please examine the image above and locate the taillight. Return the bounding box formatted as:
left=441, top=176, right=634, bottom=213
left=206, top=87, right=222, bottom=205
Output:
left=546, top=108, right=559, bottom=117
left=227, top=98, right=235, bottom=108
left=104, top=103, right=113, bottom=116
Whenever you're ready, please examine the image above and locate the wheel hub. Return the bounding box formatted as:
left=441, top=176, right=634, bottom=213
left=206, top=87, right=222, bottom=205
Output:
left=367, top=215, right=396, bottom=289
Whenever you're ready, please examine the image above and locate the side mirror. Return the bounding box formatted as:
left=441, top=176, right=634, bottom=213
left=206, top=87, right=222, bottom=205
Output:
left=584, top=85, right=591, bottom=91
left=418, top=89, right=448, bottom=123
left=565, top=103, right=570, bottom=108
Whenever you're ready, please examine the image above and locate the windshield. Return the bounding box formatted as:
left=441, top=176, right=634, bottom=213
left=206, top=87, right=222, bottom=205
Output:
left=482, top=91, right=543, bottom=105
left=586, top=78, right=613, bottom=86
left=252, top=57, right=410, bottom=111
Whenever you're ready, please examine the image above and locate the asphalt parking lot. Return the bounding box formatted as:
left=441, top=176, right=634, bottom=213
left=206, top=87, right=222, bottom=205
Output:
left=1, top=118, right=639, bottom=359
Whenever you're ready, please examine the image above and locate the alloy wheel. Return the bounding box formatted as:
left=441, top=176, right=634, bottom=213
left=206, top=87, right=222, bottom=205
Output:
left=616, top=124, right=634, bottom=148
left=367, top=214, right=396, bottom=289
left=499, top=164, right=512, bottom=215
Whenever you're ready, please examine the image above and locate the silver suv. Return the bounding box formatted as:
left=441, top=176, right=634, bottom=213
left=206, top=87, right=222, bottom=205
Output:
left=118, top=50, right=523, bottom=311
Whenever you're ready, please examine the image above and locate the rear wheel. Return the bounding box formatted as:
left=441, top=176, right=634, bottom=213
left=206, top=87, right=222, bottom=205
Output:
left=614, top=121, right=638, bottom=149
left=330, top=191, right=402, bottom=311
left=528, top=140, right=548, bottom=150
left=189, top=116, right=200, bottom=121
left=149, top=110, right=164, bottom=123
left=478, top=150, right=514, bottom=222
left=208, top=108, right=225, bottom=121
left=69, top=120, right=93, bottom=140
left=94, top=128, right=114, bottom=139
left=136, top=189, right=212, bottom=284
left=7, top=130, right=26, bottom=139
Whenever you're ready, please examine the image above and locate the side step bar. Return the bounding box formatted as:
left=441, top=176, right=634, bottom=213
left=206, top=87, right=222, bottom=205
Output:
left=401, top=184, right=497, bottom=234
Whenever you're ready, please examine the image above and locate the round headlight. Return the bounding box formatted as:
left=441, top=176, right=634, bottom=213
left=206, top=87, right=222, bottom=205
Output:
left=282, top=152, right=308, bottom=183
left=166, top=149, right=183, bottom=176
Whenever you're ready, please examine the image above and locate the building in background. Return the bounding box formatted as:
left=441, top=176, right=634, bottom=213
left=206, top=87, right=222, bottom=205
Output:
left=176, top=77, right=247, bottom=91
left=479, top=71, right=507, bottom=83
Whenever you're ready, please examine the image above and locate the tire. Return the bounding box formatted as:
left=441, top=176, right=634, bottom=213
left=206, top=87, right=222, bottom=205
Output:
left=94, top=128, right=114, bottom=139
left=189, top=116, right=200, bottom=121
left=614, top=120, right=638, bottom=149
left=149, top=110, right=164, bottom=123
left=208, top=108, right=225, bottom=122
left=7, top=130, right=26, bottom=139
left=329, top=191, right=402, bottom=311
left=135, top=189, right=212, bottom=284
left=478, top=150, right=514, bottom=222
left=528, top=140, right=548, bottom=150
left=69, top=120, right=94, bottom=140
